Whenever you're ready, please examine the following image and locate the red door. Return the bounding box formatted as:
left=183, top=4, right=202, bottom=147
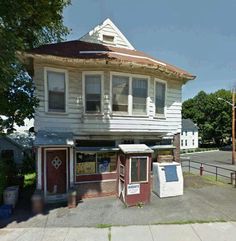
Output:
left=46, top=150, right=67, bottom=194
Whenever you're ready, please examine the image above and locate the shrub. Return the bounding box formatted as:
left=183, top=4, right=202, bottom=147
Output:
left=21, top=155, right=35, bottom=175
left=0, top=160, right=7, bottom=203
left=0, top=158, right=17, bottom=203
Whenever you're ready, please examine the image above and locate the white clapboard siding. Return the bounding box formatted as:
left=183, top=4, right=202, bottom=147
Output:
left=80, top=19, right=134, bottom=49
left=34, top=62, right=182, bottom=136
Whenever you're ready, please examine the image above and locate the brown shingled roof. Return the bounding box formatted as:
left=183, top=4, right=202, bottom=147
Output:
left=28, top=40, right=195, bottom=80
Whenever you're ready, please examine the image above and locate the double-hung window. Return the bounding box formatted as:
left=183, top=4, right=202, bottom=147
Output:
left=47, top=71, right=66, bottom=112
left=112, top=75, right=129, bottom=113
left=132, top=78, right=148, bottom=115
left=85, top=75, right=101, bottom=113
left=155, top=81, right=166, bottom=115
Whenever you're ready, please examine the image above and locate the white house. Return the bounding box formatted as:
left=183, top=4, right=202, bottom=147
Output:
left=181, top=119, right=199, bottom=150
left=20, top=18, right=196, bottom=202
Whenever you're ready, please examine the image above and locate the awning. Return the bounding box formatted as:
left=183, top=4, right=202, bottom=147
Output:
left=34, top=131, right=74, bottom=146
left=75, top=146, right=119, bottom=153
left=151, top=145, right=176, bottom=150
left=119, top=144, right=153, bottom=154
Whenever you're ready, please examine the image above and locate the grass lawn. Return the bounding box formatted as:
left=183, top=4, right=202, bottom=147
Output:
left=183, top=172, right=227, bottom=188
left=24, top=173, right=36, bottom=188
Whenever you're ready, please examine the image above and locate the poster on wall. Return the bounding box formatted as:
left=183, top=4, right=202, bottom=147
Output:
left=127, top=183, right=140, bottom=195
left=77, top=162, right=95, bottom=174
left=98, top=160, right=110, bottom=173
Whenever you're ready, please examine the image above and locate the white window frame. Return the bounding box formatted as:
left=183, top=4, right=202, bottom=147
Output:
left=44, top=67, right=68, bottom=114
left=82, top=71, right=104, bottom=114
left=154, top=78, right=167, bottom=118
left=129, top=156, right=149, bottom=183
left=110, top=72, right=149, bottom=116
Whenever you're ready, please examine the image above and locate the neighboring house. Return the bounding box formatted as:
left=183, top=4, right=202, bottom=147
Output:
left=20, top=18, right=195, bottom=201
left=0, top=136, right=25, bottom=165
left=181, top=119, right=199, bottom=150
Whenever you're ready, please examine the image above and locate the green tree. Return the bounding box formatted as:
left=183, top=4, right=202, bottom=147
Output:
left=182, top=89, right=232, bottom=146
left=0, top=0, right=71, bottom=133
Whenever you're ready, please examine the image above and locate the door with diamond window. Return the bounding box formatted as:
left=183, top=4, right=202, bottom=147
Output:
left=46, top=150, right=67, bottom=194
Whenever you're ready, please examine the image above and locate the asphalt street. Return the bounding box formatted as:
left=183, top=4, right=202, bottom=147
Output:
left=181, top=151, right=236, bottom=182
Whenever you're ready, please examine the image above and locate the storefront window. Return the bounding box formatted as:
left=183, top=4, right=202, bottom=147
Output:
left=76, top=153, right=96, bottom=175
left=130, top=157, right=148, bottom=182
left=76, top=152, right=117, bottom=175
left=97, top=152, right=117, bottom=173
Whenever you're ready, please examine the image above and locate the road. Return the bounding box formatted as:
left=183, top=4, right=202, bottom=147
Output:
left=181, top=150, right=236, bottom=183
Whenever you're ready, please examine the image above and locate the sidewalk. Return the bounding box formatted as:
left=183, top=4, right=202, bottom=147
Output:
left=0, top=222, right=235, bottom=241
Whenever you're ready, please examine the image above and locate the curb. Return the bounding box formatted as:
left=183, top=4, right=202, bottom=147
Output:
left=180, top=150, right=219, bottom=156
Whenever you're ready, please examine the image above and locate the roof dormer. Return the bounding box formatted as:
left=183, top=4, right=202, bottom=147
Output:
left=79, top=18, right=135, bottom=50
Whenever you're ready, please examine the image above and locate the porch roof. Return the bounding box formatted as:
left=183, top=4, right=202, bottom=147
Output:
left=151, top=145, right=176, bottom=150
left=119, top=144, right=153, bottom=154
left=75, top=146, right=119, bottom=153
left=34, top=131, right=74, bottom=147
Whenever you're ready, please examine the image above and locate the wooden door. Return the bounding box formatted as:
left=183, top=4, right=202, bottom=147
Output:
left=46, top=150, right=67, bottom=194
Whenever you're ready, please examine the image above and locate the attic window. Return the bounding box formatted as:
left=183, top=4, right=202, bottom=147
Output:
left=102, top=34, right=114, bottom=43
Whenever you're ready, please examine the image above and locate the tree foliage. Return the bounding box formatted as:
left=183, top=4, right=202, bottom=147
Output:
left=0, top=0, right=71, bottom=133
left=182, top=89, right=232, bottom=145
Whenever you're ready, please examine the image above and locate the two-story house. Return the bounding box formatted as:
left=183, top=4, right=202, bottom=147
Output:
left=20, top=19, right=195, bottom=202
left=181, top=119, right=199, bottom=150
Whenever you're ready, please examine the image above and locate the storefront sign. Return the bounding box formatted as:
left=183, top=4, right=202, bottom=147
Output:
left=127, top=183, right=140, bottom=195
left=77, top=162, right=95, bottom=174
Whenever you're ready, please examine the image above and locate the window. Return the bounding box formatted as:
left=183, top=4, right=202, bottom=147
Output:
left=192, top=139, right=195, bottom=146
left=185, top=131, right=187, bottom=136
left=85, top=75, right=101, bottom=113
left=132, top=78, right=148, bottom=115
left=97, top=152, right=116, bottom=173
left=130, top=157, right=148, bottom=183
left=112, top=75, right=129, bottom=112
left=181, top=140, right=183, bottom=146
left=185, top=140, right=188, bottom=146
left=76, top=152, right=117, bottom=175
left=155, top=81, right=166, bottom=115
left=103, top=35, right=114, bottom=43
left=192, top=131, right=195, bottom=135
left=47, top=71, right=66, bottom=112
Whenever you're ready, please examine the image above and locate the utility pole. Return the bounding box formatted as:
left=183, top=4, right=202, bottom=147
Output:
left=232, top=88, right=235, bottom=165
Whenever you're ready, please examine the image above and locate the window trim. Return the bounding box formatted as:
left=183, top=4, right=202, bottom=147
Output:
left=110, top=72, right=149, bottom=116
left=82, top=71, right=104, bottom=114
left=129, top=156, right=149, bottom=183
left=154, top=78, right=167, bottom=118
left=44, top=67, right=68, bottom=114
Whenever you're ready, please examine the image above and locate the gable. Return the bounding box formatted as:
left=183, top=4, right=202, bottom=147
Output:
left=182, top=119, right=199, bottom=132
left=79, top=18, right=135, bottom=50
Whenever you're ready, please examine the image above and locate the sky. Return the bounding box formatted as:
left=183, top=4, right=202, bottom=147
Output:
left=63, top=0, right=236, bottom=101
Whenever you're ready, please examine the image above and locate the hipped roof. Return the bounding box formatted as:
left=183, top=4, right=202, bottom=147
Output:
left=25, top=40, right=195, bottom=81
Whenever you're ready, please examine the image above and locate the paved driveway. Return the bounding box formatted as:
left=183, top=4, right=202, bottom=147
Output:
left=1, top=176, right=236, bottom=229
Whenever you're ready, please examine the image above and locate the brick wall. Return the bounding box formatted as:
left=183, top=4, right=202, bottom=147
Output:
left=75, top=180, right=117, bottom=199
left=173, top=133, right=180, bottom=162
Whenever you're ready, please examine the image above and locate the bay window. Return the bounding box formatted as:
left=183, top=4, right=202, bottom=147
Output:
left=155, top=81, right=166, bottom=115
left=112, top=75, right=129, bottom=113
left=47, top=71, right=66, bottom=112
left=132, top=78, right=148, bottom=115
left=85, top=75, right=101, bottom=113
